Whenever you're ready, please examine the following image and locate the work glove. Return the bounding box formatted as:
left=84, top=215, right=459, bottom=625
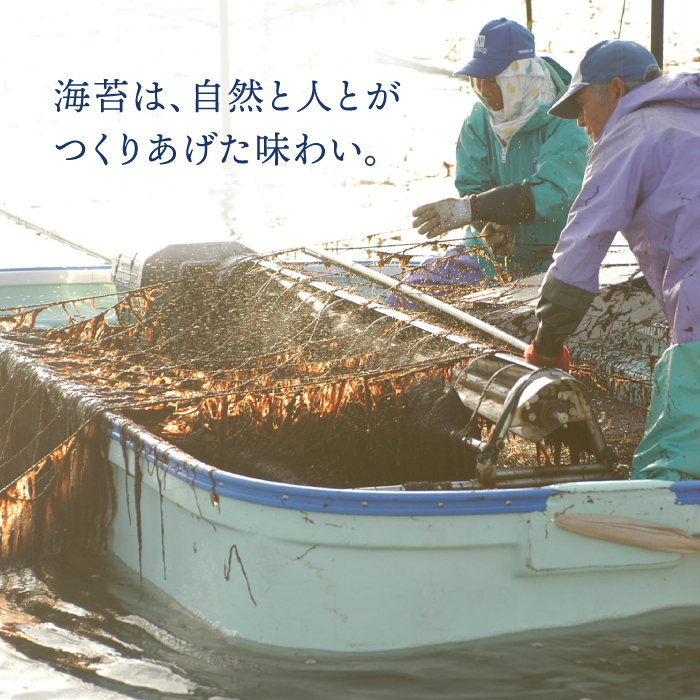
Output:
left=524, top=342, right=571, bottom=373
left=412, top=197, right=472, bottom=239
left=482, top=222, right=514, bottom=257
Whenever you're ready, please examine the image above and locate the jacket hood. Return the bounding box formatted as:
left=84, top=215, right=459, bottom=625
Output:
left=605, top=72, right=700, bottom=132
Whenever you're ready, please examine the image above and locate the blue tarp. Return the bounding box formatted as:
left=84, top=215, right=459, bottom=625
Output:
left=386, top=246, right=486, bottom=309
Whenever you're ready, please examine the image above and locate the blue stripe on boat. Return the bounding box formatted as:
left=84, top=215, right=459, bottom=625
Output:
left=670, top=481, right=700, bottom=505
left=108, top=419, right=556, bottom=517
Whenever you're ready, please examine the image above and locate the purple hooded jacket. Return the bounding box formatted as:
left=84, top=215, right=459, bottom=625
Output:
left=545, top=72, right=700, bottom=345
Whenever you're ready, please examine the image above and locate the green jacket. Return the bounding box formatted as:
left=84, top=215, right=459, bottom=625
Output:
left=455, top=58, right=591, bottom=277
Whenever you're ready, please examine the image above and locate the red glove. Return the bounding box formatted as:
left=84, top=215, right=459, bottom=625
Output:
left=524, top=343, right=571, bottom=373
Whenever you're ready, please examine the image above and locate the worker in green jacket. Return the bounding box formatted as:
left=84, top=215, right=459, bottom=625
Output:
left=410, top=17, right=591, bottom=287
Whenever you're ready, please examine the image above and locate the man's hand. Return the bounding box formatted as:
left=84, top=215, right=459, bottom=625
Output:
left=524, top=342, right=571, bottom=373
left=482, top=222, right=514, bottom=256
left=412, top=197, right=472, bottom=239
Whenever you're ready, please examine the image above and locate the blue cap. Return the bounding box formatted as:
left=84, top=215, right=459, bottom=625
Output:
left=549, top=39, right=660, bottom=118
left=453, top=18, right=536, bottom=80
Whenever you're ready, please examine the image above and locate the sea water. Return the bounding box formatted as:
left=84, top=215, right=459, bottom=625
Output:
left=3, top=551, right=700, bottom=700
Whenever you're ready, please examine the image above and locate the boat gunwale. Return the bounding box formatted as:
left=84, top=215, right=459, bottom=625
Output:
left=105, top=411, right=559, bottom=516
left=106, top=411, right=700, bottom=517
left=0, top=266, right=113, bottom=289
left=0, top=266, right=111, bottom=273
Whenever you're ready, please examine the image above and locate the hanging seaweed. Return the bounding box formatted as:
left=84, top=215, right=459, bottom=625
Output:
left=0, top=246, right=645, bottom=562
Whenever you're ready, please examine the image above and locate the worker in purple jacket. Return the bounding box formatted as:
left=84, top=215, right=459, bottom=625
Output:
left=524, top=39, right=700, bottom=481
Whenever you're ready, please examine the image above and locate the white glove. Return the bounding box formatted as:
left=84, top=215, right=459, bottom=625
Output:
left=412, top=197, right=472, bottom=239
left=482, top=222, right=514, bottom=256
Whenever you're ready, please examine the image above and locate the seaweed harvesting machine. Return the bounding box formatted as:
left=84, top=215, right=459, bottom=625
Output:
left=106, top=241, right=621, bottom=490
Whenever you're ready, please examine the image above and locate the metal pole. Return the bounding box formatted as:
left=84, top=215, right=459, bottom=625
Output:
left=525, top=0, right=533, bottom=32
left=220, top=0, right=231, bottom=136
left=0, top=208, right=112, bottom=264
left=650, top=0, right=664, bottom=68
left=300, top=246, right=528, bottom=353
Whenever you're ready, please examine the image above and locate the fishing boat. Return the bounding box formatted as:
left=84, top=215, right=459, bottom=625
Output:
left=2, top=235, right=699, bottom=654
left=0, top=210, right=116, bottom=327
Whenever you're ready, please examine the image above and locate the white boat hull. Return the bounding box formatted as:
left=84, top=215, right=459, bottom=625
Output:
left=105, top=414, right=700, bottom=652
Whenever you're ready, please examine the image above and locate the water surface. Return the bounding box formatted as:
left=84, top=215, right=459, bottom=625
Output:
left=2, top=552, right=700, bottom=699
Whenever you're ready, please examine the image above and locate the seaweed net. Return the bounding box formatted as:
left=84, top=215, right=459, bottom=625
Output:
left=0, top=252, right=496, bottom=561
left=0, top=236, right=649, bottom=561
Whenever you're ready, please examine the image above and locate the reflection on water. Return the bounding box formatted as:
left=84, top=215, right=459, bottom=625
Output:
left=2, top=551, right=700, bottom=699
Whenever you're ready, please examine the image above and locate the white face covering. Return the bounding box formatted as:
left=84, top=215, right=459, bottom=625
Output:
left=476, top=57, right=558, bottom=148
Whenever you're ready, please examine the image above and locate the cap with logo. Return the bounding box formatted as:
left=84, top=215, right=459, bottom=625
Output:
left=453, top=18, right=536, bottom=80
left=548, top=39, right=660, bottom=119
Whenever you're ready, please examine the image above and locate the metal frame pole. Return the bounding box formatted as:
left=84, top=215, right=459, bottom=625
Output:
left=650, top=0, right=664, bottom=68
left=0, top=208, right=111, bottom=264
left=525, top=0, right=533, bottom=32
left=220, top=0, right=231, bottom=136
left=300, top=246, right=528, bottom=352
